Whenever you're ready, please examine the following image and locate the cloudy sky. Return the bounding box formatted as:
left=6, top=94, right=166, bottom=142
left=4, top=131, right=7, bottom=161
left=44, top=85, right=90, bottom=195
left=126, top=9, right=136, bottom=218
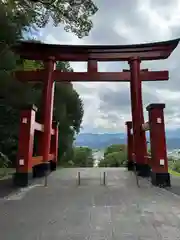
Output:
left=39, top=0, right=180, bottom=134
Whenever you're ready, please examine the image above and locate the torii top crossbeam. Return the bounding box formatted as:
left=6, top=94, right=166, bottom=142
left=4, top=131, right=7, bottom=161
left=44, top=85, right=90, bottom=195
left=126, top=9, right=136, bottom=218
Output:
left=13, top=38, right=180, bottom=61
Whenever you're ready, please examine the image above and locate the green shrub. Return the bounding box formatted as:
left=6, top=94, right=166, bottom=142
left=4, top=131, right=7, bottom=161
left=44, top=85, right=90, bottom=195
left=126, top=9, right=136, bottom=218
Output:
left=104, top=144, right=127, bottom=158
left=0, top=151, right=10, bottom=168
left=99, top=151, right=127, bottom=167
left=172, top=160, right=180, bottom=173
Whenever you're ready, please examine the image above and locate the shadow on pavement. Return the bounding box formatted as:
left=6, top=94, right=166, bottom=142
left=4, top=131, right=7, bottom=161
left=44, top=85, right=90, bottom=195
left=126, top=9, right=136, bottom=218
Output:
left=166, top=176, right=180, bottom=196
left=0, top=177, right=19, bottom=198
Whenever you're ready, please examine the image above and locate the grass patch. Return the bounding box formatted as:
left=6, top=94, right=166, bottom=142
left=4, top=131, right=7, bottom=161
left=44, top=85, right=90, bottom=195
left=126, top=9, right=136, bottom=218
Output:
left=0, top=168, right=15, bottom=180
left=168, top=168, right=180, bottom=177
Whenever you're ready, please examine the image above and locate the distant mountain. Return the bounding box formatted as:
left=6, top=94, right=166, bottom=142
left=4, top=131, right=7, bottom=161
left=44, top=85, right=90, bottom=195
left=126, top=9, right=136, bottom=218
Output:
left=74, top=133, right=126, bottom=149
left=74, top=133, right=180, bottom=150
left=166, top=138, right=180, bottom=150
left=166, top=129, right=180, bottom=138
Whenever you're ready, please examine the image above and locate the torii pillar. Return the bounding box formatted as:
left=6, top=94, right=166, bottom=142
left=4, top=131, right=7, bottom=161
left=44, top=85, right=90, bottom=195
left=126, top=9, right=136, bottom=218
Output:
left=37, top=57, right=56, bottom=176
left=147, top=103, right=170, bottom=186
left=125, top=121, right=134, bottom=170
left=129, top=58, right=150, bottom=176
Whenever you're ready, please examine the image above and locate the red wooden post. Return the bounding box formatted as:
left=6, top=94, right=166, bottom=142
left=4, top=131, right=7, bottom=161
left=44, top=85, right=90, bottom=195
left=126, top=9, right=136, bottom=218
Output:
left=12, top=39, right=178, bottom=186
left=129, top=58, right=150, bottom=177
left=54, top=122, right=59, bottom=164
left=36, top=130, right=43, bottom=157
left=41, top=57, right=55, bottom=173
left=50, top=121, right=59, bottom=171
left=125, top=121, right=134, bottom=170
left=14, top=105, right=37, bottom=186
left=88, top=60, right=98, bottom=72
left=146, top=103, right=170, bottom=187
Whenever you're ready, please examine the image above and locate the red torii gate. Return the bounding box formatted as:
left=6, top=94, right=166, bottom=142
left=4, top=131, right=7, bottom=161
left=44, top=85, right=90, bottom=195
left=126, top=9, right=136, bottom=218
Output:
left=126, top=103, right=170, bottom=187
left=12, top=38, right=179, bottom=187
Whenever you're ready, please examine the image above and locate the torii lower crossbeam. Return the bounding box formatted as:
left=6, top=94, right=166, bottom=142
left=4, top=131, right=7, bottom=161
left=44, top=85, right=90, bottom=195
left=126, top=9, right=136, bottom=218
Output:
left=14, top=70, right=168, bottom=82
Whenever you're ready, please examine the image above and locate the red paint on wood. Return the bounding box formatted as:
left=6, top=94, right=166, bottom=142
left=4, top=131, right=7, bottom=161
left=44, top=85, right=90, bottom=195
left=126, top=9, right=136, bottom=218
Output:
left=13, top=38, right=179, bottom=61
left=147, top=104, right=168, bottom=173
left=16, top=106, right=36, bottom=173
left=125, top=121, right=134, bottom=163
left=41, top=57, right=55, bottom=163
left=14, top=70, right=169, bottom=82
left=129, top=58, right=147, bottom=165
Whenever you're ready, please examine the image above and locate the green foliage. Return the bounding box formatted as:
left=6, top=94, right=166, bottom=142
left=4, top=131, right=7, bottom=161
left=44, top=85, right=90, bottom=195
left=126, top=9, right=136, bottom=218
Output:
left=99, top=144, right=127, bottom=168
left=0, top=0, right=91, bottom=167
left=0, top=152, right=11, bottom=169
left=3, top=0, right=98, bottom=38
left=172, top=160, right=180, bottom=173
left=104, top=144, right=127, bottom=158
left=64, top=147, right=94, bottom=167
left=99, top=151, right=127, bottom=167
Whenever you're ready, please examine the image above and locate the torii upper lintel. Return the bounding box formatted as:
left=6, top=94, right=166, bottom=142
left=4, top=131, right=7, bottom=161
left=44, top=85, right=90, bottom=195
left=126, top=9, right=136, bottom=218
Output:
left=12, top=38, right=180, bottom=61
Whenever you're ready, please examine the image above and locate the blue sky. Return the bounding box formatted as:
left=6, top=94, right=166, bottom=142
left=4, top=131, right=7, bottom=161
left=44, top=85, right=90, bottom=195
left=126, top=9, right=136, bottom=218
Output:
left=36, top=0, right=180, bottom=134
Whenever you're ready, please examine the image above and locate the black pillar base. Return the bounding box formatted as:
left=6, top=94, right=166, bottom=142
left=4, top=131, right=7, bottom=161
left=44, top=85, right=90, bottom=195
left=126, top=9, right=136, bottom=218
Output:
left=151, top=172, right=171, bottom=187
left=50, top=161, right=57, bottom=171
left=33, top=162, right=50, bottom=178
left=135, top=163, right=151, bottom=177
left=127, top=161, right=134, bottom=171
left=13, top=172, right=33, bottom=187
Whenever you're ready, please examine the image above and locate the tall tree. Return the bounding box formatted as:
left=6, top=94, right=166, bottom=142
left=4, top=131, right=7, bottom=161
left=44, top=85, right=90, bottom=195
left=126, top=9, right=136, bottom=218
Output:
left=0, top=0, right=97, bottom=166
left=72, top=147, right=94, bottom=167
left=104, top=144, right=127, bottom=158
left=3, top=0, right=98, bottom=38
left=54, top=62, right=84, bottom=161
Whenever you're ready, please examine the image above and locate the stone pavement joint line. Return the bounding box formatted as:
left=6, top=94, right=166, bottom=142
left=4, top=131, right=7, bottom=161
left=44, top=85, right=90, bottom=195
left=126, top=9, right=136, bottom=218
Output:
left=1, top=168, right=180, bottom=240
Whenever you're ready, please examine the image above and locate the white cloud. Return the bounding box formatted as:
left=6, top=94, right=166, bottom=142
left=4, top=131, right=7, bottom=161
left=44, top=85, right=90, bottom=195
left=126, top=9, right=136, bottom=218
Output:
left=39, top=0, right=180, bottom=133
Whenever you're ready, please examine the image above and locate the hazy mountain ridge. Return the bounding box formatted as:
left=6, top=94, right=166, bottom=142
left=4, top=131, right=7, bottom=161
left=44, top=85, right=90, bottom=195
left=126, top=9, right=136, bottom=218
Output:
left=74, top=132, right=180, bottom=150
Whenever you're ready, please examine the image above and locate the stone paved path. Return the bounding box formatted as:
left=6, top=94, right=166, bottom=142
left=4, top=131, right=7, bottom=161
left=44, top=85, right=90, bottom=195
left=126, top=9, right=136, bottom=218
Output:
left=169, top=175, right=180, bottom=196
left=1, top=168, right=180, bottom=239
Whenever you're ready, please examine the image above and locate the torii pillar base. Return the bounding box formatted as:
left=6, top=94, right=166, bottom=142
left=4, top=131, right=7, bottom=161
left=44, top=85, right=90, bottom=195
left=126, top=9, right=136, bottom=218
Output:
left=151, top=172, right=170, bottom=187
left=135, top=163, right=151, bottom=177
left=127, top=161, right=134, bottom=171
left=14, top=172, right=33, bottom=187
left=33, top=162, right=50, bottom=178
left=147, top=103, right=171, bottom=187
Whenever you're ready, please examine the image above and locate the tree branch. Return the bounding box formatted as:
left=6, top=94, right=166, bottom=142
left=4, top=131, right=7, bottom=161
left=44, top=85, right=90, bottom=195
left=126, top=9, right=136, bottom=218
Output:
left=29, top=0, right=56, bottom=4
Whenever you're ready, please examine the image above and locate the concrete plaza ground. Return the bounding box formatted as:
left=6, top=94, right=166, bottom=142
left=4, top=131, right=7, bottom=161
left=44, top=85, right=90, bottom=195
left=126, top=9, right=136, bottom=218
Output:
left=1, top=168, right=180, bottom=239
